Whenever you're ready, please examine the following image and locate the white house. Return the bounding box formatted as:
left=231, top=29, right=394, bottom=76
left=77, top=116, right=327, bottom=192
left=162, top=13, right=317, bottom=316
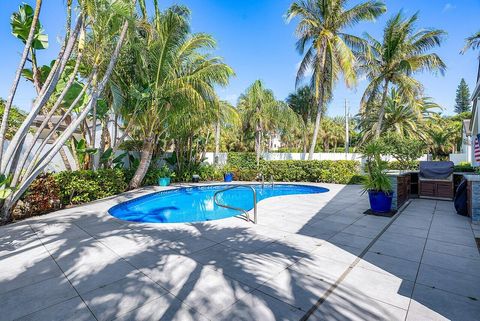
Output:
left=461, top=119, right=472, bottom=163
left=470, top=61, right=480, bottom=167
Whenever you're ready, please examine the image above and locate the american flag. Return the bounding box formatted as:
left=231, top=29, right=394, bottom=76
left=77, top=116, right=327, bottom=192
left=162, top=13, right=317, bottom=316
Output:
left=475, top=134, right=480, bottom=162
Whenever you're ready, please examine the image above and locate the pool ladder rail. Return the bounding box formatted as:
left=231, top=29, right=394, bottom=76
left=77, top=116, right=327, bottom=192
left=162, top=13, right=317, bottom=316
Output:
left=259, top=173, right=274, bottom=189
left=213, top=185, right=258, bottom=224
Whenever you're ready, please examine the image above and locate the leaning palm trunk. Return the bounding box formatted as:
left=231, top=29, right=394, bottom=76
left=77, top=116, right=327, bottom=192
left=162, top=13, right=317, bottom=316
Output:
left=375, top=80, right=390, bottom=138
left=0, top=0, right=42, bottom=167
left=128, top=136, right=154, bottom=190
left=1, top=18, right=130, bottom=222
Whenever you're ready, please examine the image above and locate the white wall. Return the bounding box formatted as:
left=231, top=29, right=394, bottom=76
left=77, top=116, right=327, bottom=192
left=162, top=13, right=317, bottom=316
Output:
left=449, top=153, right=468, bottom=165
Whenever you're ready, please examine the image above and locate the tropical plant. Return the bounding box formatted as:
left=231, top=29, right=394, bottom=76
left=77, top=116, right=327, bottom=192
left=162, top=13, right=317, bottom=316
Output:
left=286, top=86, right=316, bottom=153
left=360, top=140, right=392, bottom=193
left=213, top=101, right=240, bottom=165
left=238, top=80, right=282, bottom=165
left=358, top=11, right=446, bottom=137
left=0, top=0, right=135, bottom=222
left=462, top=30, right=480, bottom=53
left=0, top=98, right=27, bottom=140
left=382, top=134, right=426, bottom=170
left=454, top=78, right=471, bottom=114
left=115, top=6, right=233, bottom=189
left=287, top=0, right=386, bottom=159
left=358, top=89, right=440, bottom=142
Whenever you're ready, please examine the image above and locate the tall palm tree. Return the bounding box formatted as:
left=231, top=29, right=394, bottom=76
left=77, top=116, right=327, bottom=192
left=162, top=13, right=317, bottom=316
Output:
left=118, top=6, right=233, bottom=189
left=358, top=11, right=446, bottom=137
left=287, top=0, right=386, bottom=159
left=238, top=80, right=279, bottom=165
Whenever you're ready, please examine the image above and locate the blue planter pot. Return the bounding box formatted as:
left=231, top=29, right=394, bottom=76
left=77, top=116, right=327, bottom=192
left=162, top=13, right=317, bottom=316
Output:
left=224, top=172, right=234, bottom=182
left=158, top=177, right=171, bottom=186
left=368, top=190, right=393, bottom=213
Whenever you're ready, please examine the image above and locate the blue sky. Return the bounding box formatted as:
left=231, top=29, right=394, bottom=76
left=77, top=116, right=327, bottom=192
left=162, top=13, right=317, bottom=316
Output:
left=1, top=0, right=479, bottom=117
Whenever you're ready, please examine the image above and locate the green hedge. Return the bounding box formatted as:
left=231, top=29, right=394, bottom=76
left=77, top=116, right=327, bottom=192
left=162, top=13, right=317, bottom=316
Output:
left=226, top=152, right=258, bottom=170
left=260, top=160, right=362, bottom=184
left=55, top=169, right=128, bottom=205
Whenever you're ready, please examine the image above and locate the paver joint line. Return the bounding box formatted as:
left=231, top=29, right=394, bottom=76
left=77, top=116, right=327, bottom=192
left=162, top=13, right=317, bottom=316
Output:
left=300, top=200, right=413, bottom=321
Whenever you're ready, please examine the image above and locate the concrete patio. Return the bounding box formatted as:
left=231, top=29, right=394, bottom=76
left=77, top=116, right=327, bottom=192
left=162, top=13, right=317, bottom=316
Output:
left=1, top=183, right=479, bottom=321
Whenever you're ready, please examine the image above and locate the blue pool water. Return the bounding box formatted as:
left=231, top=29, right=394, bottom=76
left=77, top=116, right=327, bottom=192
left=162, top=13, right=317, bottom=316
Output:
left=109, top=184, right=329, bottom=223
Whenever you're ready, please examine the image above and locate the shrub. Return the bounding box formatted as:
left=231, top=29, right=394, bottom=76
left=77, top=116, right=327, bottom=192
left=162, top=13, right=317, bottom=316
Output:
left=55, top=169, right=128, bottom=205
left=260, top=160, right=361, bottom=184
left=227, top=152, right=258, bottom=170
left=15, top=173, right=61, bottom=219
left=196, top=164, right=224, bottom=181
left=387, top=160, right=419, bottom=171
left=454, top=162, right=475, bottom=172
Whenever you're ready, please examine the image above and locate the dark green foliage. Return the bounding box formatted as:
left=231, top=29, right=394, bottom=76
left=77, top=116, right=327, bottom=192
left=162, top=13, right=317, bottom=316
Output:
left=454, top=79, right=471, bottom=114
left=55, top=169, right=128, bottom=205
left=227, top=152, right=258, bottom=170
left=454, top=162, right=476, bottom=173
left=387, top=161, right=419, bottom=171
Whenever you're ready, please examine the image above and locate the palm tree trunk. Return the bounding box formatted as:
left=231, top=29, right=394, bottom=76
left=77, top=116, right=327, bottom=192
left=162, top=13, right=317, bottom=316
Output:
left=0, top=0, right=42, bottom=168
left=309, top=97, right=323, bottom=159
left=128, top=136, right=154, bottom=189
left=255, top=126, right=261, bottom=166
left=214, top=120, right=220, bottom=165
left=308, top=42, right=327, bottom=160
left=375, top=79, right=390, bottom=138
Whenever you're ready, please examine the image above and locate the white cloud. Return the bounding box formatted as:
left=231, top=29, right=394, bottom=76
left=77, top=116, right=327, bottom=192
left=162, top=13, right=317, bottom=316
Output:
left=442, top=3, right=456, bottom=12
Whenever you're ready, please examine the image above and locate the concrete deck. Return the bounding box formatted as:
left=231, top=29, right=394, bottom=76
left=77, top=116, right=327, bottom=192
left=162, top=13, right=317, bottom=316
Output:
left=0, top=183, right=479, bottom=321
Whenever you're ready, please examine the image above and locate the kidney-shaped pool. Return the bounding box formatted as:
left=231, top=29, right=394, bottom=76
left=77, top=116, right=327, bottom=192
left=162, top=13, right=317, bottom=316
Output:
left=108, top=184, right=329, bottom=223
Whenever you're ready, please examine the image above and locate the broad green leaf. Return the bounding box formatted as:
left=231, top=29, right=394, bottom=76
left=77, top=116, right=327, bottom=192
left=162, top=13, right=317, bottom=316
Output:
left=10, top=4, right=48, bottom=50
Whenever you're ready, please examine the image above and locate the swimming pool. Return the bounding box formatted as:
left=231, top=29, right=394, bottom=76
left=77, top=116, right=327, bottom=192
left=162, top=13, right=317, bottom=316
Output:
left=108, top=184, right=328, bottom=223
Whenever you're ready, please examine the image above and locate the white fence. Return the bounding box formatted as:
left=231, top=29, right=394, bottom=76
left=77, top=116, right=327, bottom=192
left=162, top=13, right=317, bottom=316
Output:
left=203, top=152, right=429, bottom=165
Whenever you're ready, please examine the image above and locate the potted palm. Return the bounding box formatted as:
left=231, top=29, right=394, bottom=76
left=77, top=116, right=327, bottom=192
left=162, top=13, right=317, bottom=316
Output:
left=362, top=140, right=393, bottom=213
left=158, top=165, right=175, bottom=186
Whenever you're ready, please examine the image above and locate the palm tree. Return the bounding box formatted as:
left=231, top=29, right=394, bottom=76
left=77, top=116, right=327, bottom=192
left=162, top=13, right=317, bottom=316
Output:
left=287, top=0, right=386, bottom=159
left=238, top=80, right=280, bottom=165
left=462, top=30, right=480, bottom=53
left=118, top=6, right=233, bottom=189
left=358, top=11, right=446, bottom=137
left=358, top=89, right=440, bottom=142
left=213, top=100, right=240, bottom=165
left=286, top=86, right=316, bottom=153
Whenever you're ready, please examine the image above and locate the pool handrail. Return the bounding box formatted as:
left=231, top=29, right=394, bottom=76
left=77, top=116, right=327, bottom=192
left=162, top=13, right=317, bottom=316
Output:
left=213, top=185, right=258, bottom=224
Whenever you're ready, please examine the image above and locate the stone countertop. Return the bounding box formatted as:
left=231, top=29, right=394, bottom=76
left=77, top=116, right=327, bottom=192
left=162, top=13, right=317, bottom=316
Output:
left=464, top=174, right=480, bottom=182
left=386, top=170, right=417, bottom=176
